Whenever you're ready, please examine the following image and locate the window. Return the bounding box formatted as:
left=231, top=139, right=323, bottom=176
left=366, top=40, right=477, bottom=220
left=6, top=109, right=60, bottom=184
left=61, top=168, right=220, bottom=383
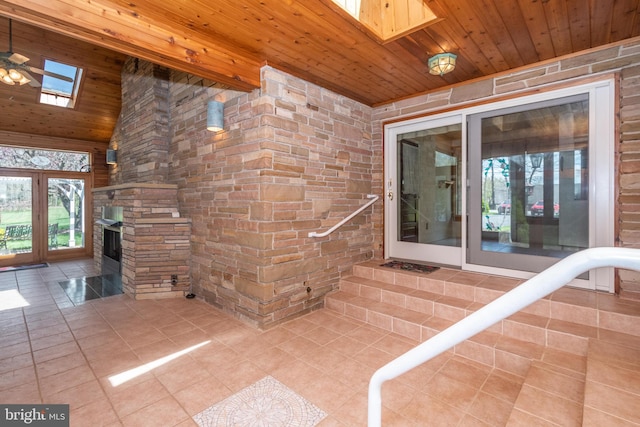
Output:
left=0, top=145, right=90, bottom=172
left=39, top=59, right=82, bottom=108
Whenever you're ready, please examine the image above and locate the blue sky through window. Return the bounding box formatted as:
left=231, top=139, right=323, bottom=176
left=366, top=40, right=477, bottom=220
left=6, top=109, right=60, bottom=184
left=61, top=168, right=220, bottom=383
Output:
left=42, top=60, right=76, bottom=95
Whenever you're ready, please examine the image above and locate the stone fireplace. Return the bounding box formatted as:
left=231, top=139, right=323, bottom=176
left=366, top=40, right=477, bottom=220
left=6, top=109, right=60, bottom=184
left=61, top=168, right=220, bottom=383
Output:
left=93, top=183, right=191, bottom=299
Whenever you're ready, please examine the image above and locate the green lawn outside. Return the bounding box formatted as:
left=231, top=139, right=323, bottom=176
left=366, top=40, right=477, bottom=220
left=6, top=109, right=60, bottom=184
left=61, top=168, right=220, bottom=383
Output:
left=0, top=207, right=85, bottom=251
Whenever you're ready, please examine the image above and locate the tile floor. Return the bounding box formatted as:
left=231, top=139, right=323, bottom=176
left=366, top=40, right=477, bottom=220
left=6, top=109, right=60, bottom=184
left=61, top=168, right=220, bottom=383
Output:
left=0, top=258, right=622, bottom=426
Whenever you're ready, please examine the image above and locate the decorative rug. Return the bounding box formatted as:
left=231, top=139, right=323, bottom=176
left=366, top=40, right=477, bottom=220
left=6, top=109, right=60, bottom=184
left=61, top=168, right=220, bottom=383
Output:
left=193, top=376, right=326, bottom=427
left=0, top=263, right=48, bottom=273
left=380, top=260, right=439, bottom=274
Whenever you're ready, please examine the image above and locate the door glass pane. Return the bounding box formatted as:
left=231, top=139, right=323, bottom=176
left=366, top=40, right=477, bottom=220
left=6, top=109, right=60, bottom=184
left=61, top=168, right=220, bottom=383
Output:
left=0, top=177, right=33, bottom=255
left=480, top=96, right=589, bottom=259
left=397, top=124, right=462, bottom=247
left=48, top=178, right=85, bottom=251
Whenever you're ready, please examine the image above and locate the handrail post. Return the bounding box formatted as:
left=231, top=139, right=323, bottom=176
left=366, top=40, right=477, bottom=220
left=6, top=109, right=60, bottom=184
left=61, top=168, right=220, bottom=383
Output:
left=367, top=247, right=640, bottom=426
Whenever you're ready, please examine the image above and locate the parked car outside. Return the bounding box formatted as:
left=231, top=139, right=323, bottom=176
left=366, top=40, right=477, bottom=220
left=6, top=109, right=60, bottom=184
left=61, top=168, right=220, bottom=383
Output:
left=497, top=201, right=511, bottom=214
left=530, top=200, right=559, bottom=217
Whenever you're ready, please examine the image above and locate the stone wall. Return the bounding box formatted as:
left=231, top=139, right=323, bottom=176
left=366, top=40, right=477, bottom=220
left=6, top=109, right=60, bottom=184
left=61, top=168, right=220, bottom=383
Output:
left=105, top=58, right=378, bottom=328
left=371, top=38, right=640, bottom=299
left=169, top=66, right=378, bottom=328
left=109, top=59, right=171, bottom=185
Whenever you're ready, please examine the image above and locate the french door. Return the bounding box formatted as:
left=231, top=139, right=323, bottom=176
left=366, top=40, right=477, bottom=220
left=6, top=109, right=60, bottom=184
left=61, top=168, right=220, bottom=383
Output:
left=0, top=170, right=89, bottom=267
left=385, top=80, right=615, bottom=291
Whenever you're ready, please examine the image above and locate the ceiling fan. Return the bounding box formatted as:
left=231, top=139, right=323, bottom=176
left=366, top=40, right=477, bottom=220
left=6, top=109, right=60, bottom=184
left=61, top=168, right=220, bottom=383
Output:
left=0, top=18, right=72, bottom=87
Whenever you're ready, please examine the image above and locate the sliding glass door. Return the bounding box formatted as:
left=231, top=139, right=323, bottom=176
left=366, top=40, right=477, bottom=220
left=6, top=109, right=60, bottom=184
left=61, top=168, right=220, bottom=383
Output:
left=467, top=94, right=590, bottom=274
left=384, top=80, right=615, bottom=291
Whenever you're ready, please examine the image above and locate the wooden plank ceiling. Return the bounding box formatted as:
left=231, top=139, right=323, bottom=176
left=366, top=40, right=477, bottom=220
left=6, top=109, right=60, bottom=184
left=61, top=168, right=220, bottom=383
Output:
left=0, top=0, right=638, bottom=144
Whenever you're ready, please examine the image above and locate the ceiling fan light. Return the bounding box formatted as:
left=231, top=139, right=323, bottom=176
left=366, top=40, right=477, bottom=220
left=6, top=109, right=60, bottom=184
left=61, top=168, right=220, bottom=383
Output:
left=16, top=75, right=31, bottom=85
left=8, top=68, right=23, bottom=81
left=1, top=74, right=15, bottom=85
left=0, top=68, right=7, bottom=78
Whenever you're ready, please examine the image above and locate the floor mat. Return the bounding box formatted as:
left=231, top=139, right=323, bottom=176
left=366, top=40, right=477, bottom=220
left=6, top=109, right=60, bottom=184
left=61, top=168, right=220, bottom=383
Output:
left=59, top=274, right=123, bottom=305
left=0, top=263, right=48, bottom=272
left=193, top=376, right=326, bottom=427
left=380, top=260, right=440, bottom=273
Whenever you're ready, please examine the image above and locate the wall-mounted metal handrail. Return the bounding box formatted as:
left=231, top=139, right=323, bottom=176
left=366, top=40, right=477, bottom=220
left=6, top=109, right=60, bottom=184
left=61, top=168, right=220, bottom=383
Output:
left=308, top=194, right=379, bottom=238
left=368, top=247, right=640, bottom=427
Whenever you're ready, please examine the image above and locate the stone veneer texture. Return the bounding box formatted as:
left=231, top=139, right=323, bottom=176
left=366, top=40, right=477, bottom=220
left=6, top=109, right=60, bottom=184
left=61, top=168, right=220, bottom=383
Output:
left=93, top=185, right=191, bottom=299
left=168, top=66, right=378, bottom=328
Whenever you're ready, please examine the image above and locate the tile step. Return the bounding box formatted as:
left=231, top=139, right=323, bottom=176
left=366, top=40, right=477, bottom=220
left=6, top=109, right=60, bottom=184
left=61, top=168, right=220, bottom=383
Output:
left=346, top=263, right=640, bottom=338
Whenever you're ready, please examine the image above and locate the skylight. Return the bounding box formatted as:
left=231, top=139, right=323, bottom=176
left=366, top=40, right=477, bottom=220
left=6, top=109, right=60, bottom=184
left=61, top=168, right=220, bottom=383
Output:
left=39, top=59, right=82, bottom=108
left=331, top=0, right=439, bottom=43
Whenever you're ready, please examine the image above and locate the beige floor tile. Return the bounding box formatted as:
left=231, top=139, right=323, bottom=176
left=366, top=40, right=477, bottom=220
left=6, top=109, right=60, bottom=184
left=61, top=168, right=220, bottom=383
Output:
left=514, top=384, right=583, bottom=426
left=43, top=379, right=107, bottom=409
left=108, top=376, right=170, bottom=418
left=326, top=357, right=376, bottom=390
left=582, top=406, right=639, bottom=427
left=120, top=395, right=190, bottom=427
left=524, top=362, right=585, bottom=403
left=39, top=364, right=96, bottom=396
left=173, top=376, right=232, bottom=416
left=87, top=349, right=142, bottom=379
left=155, top=357, right=213, bottom=394
left=69, top=398, right=121, bottom=427
left=584, top=381, right=640, bottom=424
left=0, top=352, right=33, bottom=374
left=303, top=325, right=342, bottom=345
left=213, top=359, right=267, bottom=393
left=36, top=351, right=88, bottom=378
left=400, top=393, right=464, bottom=426
left=424, top=373, right=479, bottom=411
left=0, top=366, right=38, bottom=392
left=276, top=335, right=322, bottom=356
left=468, top=391, right=514, bottom=426
left=0, top=381, right=41, bottom=404
left=480, top=370, right=524, bottom=404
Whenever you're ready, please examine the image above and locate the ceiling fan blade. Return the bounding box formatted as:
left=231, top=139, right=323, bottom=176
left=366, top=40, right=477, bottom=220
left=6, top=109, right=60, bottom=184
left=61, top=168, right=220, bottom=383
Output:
left=26, top=66, right=73, bottom=82
left=20, top=70, right=41, bottom=87
left=8, top=52, right=29, bottom=65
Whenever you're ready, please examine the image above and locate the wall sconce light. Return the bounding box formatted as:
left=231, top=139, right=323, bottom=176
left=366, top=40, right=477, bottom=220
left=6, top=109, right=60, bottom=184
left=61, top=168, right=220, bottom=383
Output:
left=106, top=148, right=118, bottom=165
left=207, top=100, right=224, bottom=132
left=428, top=53, right=457, bottom=76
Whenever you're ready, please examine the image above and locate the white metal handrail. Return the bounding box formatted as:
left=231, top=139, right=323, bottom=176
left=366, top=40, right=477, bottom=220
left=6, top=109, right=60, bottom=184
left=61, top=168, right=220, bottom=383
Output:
left=308, top=194, right=379, bottom=238
left=368, top=247, right=640, bottom=427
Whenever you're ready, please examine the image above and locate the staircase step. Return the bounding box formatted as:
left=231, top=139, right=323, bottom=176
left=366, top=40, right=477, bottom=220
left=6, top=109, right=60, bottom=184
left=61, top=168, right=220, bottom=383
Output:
left=328, top=278, right=596, bottom=357
left=348, top=261, right=640, bottom=337
left=335, top=261, right=640, bottom=424
left=508, top=355, right=587, bottom=426
left=582, top=338, right=640, bottom=425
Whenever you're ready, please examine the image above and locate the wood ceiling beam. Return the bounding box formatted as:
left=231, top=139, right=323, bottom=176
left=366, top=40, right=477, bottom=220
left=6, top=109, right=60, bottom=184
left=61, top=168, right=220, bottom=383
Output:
left=0, top=0, right=261, bottom=91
